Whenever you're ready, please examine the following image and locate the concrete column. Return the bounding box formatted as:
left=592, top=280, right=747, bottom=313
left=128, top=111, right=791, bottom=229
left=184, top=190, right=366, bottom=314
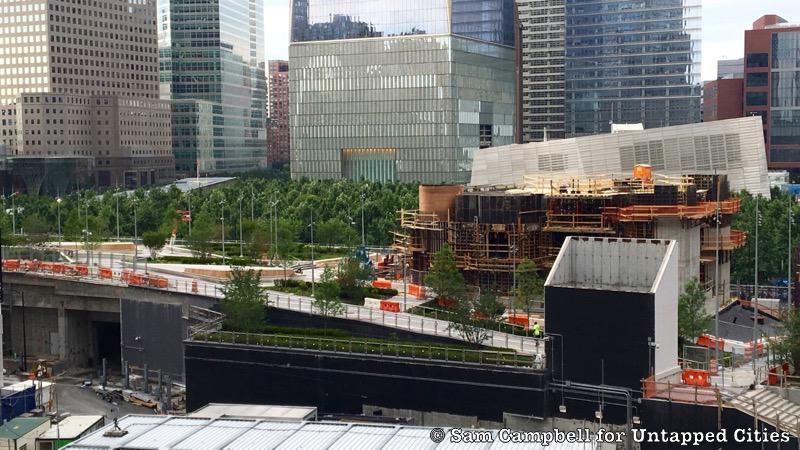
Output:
left=57, top=303, right=67, bottom=360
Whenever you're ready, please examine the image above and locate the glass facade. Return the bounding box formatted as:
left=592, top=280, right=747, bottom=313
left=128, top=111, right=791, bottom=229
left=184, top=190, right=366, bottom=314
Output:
left=159, top=0, right=267, bottom=175
left=291, top=0, right=514, bottom=46
left=771, top=32, right=800, bottom=147
left=563, top=0, right=702, bottom=136
left=289, top=35, right=515, bottom=183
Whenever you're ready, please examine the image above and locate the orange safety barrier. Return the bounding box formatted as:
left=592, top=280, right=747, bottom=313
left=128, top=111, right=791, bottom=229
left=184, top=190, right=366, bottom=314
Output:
left=682, top=369, right=711, bottom=387
left=696, top=335, right=724, bottom=351
left=768, top=363, right=791, bottom=385
left=99, top=267, right=113, bottom=279
left=150, top=276, right=169, bottom=289
left=192, top=280, right=199, bottom=293
left=129, top=274, right=145, bottom=286
left=408, top=284, right=426, bottom=298
left=39, top=262, right=53, bottom=272
left=73, top=265, right=89, bottom=276
left=372, top=279, right=392, bottom=289
left=507, top=315, right=530, bottom=328
left=121, top=269, right=132, bottom=283
left=380, top=300, right=400, bottom=313
left=52, top=263, right=65, bottom=274
left=3, top=260, right=20, bottom=271
left=26, top=260, right=41, bottom=271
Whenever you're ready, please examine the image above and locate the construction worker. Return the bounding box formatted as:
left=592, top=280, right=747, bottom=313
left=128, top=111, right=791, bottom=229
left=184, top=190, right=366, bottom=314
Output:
left=532, top=321, right=541, bottom=339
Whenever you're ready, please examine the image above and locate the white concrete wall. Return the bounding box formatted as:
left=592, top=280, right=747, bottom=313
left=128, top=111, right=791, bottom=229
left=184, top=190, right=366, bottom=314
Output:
left=654, top=219, right=701, bottom=292
left=653, top=241, right=680, bottom=379
left=546, top=236, right=673, bottom=293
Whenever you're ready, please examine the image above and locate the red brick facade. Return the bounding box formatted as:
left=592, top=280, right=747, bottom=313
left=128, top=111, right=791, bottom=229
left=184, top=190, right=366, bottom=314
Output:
left=703, top=78, right=743, bottom=121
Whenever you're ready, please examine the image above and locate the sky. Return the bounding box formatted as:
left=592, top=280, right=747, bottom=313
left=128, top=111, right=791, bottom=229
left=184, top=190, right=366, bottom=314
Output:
left=264, top=0, right=800, bottom=82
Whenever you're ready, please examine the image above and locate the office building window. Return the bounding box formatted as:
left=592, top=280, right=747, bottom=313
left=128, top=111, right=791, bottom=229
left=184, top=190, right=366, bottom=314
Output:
left=746, top=72, right=768, bottom=87
left=746, top=92, right=768, bottom=106
left=746, top=53, right=769, bottom=68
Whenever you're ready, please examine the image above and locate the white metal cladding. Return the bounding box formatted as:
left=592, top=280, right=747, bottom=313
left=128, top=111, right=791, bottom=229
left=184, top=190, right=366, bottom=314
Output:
left=470, top=116, right=770, bottom=196
left=64, top=415, right=601, bottom=449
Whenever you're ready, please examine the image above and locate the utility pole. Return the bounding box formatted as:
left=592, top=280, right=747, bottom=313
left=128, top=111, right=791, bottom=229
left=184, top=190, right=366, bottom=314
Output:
left=310, top=210, right=315, bottom=298
left=754, top=195, right=760, bottom=377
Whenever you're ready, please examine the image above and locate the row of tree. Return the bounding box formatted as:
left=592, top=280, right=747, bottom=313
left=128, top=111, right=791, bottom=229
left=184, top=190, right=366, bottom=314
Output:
left=0, top=173, right=419, bottom=256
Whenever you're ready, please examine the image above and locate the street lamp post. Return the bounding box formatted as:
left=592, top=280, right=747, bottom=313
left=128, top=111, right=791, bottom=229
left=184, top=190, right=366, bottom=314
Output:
left=56, top=198, right=62, bottom=249
left=789, top=195, right=793, bottom=308
left=84, top=201, right=90, bottom=265
left=309, top=210, right=315, bottom=298
left=271, top=199, right=280, bottom=264
left=360, top=192, right=366, bottom=248
left=115, top=190, right=120, bottom=241
left=250, top=186, right=255, bottom=222
left=10, top=192, right=17, bottom=235
left=133, top=200, right=139, bottom=272
left=220, top=200, right=226, bottom=264
left=754, top=195, right=760, bottom=376
left=403, top=253, right=408, bottom=312
left=239, top=196, right=244, bottom=258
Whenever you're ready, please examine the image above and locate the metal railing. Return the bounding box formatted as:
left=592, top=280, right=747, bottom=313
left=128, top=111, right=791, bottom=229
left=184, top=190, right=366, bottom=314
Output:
left=268, top=294, right=544, bottom=356
left=192, top=331, right=539, bottom=368
left=1, top=254, right=544, bottom=355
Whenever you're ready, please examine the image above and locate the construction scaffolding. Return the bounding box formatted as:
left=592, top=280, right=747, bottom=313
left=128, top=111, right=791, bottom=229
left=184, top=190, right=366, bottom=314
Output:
left=394, top=170, right=747, bottom=295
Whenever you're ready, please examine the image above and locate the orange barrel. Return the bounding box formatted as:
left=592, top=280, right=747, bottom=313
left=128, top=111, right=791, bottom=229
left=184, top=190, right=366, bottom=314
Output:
left=191, top=280, right=199, bottom=293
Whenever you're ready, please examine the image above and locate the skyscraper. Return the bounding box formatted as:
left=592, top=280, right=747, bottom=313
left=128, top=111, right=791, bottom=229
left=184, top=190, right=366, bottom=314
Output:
left=0, top=0, right=174, bottom=194
left=744, top=15, right=800, bottom=168
left=159, top=0, right=267, bottom=176
left=290, top=0, right=517, bottom=184
left=267, top=60, right=290, bottom=167
left=516, top=0, right=702, bottom=141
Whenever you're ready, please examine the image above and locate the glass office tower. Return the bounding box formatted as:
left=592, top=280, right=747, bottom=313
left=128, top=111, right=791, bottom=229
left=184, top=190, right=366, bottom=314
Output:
left=159, top=0, right=267, bottom=175
left=290, top=0, right=516, bottom=183
left=563, top=0, right=702, bottom=136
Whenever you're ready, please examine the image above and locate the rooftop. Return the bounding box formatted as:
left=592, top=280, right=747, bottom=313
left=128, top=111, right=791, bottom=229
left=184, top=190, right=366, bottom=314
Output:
left=39, top=415, right=104, bottom=440
left=0, top=417, right=49, bottom=440
left=188, top=404, right=317, bottom=421
left=64, top=415, right=598, bottom=450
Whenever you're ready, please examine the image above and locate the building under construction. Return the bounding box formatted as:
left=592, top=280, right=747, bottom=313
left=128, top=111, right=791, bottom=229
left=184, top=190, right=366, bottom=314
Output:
left=393, top=167, right=745, bottom=307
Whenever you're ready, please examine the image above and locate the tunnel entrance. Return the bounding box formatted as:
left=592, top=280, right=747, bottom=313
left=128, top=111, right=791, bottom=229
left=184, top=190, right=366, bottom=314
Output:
left=94, top=321, right=121, bottom=371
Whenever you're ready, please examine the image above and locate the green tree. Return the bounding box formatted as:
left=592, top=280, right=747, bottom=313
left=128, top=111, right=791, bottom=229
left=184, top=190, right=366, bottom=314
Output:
left=448, top=290, right=497, bottom=347
left=514, top=259, right=544, bottom=315
left=248, top=221, right=271, bottom=261
left=313, top=267, right=345, bottom=332
left=770, top=308, right=800, bottom=373
left=20, top=213, right=49, bottom=245
left=220, top=266, right=267, bottom=332
left=337, top=251, right=372, bottom=300
left=316, top=218, right=358, bottom=246
left=424, top=244, right=465, bottom=303
left=188, top=211, right=216, bottom=260
left=678, top=278, right=713, bottom=341
left=142, top=230, right=168, bottom=259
